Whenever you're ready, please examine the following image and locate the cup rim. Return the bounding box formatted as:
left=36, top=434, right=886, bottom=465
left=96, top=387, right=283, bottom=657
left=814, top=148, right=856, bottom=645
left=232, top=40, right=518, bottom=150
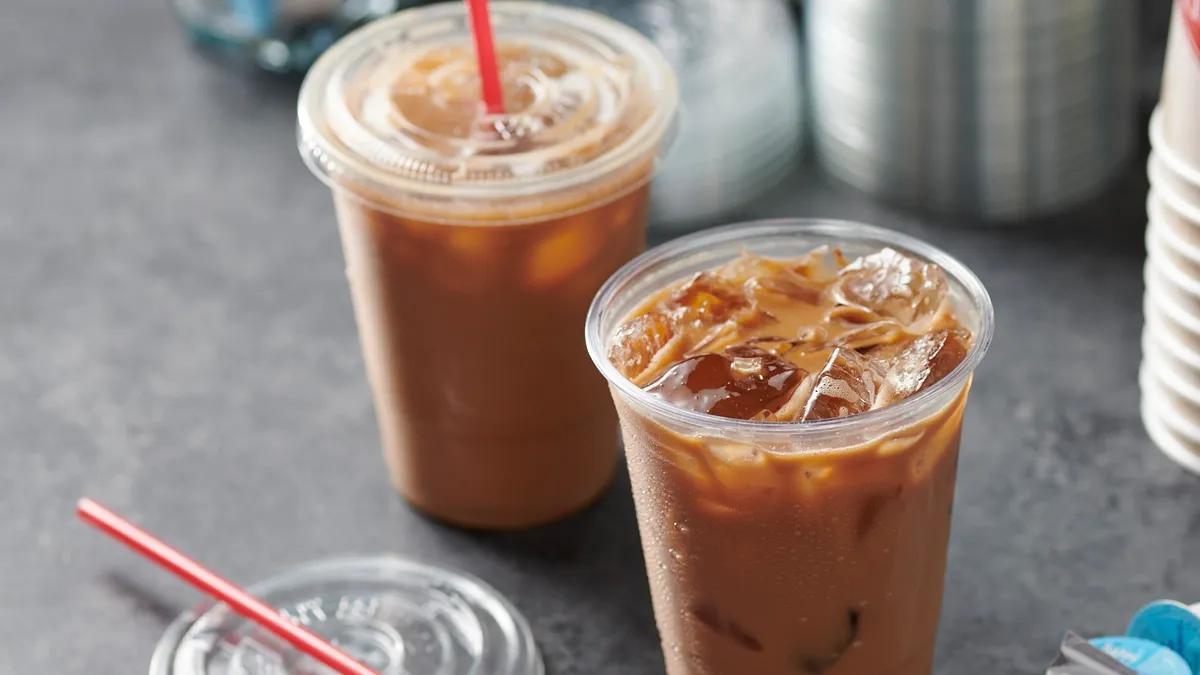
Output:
left=1143, top=353, right=1200, bottom=434
left=1145, top=325, right=1200, bottom=392
left=1150, top=108, right=1200, bottom=187
left=1144, top=258, right=1200, bottom=337
left=1140, top=367, right=1200, bottom=473
left=1151, top=162, right=1200, bottom=228
left=1147, top=284, right=1200, bottom=357
left=1147, top=218, right=1200, bottom=299
left=1151, top=195, right=1200, bottom=264
left=584, top=218, right=995, bottom=438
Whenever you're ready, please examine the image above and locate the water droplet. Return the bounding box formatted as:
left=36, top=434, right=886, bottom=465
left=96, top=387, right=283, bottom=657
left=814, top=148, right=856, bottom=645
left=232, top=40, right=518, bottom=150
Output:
left=674, top=522, right=690, bottom=534
left=668, top=548, right=682, bottom=561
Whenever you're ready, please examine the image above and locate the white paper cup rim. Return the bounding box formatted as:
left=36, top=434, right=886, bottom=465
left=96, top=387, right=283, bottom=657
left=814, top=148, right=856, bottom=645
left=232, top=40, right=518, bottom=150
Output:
left=1151, top=199, right=1200, bottom=265
left=1145, top=335, right=1200, bottom=417
left=1145, top=259, right=1200, bottom=338
left=1147, top=221, right=1200, bottom=297
left=1145, top=292, right=1200, bottom=368
left=1150, top=109, right=1200, bottom=187
left=1140, top=366, right=1200, bottom=474
left=1150, top=157, right=1200, bottom=225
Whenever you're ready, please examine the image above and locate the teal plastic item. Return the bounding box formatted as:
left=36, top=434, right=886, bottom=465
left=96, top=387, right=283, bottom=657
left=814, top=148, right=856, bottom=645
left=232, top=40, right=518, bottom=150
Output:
left=1090, top=636, right=1192, bottom=675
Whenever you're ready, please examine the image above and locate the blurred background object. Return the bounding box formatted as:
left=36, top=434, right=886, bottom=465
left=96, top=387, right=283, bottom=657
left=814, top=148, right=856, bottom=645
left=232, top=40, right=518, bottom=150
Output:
left=808, top=0, right=1139, bottom=222
left=544, top=0, right=806, bottom=231
left=169, top=0, right=419, bottom=72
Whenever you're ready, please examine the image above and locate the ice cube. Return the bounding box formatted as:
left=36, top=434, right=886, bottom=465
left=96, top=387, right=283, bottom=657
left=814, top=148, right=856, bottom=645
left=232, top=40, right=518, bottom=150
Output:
left=665, top=272, right=749, bottom=327
left=835, top=319, right=911, bottom=352
left=829, top=248, right=949, bottom=328
left=744, top=275, right=822, bottom=306
left=526, top=222, right=594, bottom=287
left=719, top=252, right=824, bottom=305
left=728, top=338, right=802, bottom=358
left=791, top=245, right=850, bottom=282
left=609, top=311, right=676, bottom=379
left=644, top=348, right=804, bottom=420
left=875, top=329, right=970, bottom=407
left=801, top=348, right=888, bottom=422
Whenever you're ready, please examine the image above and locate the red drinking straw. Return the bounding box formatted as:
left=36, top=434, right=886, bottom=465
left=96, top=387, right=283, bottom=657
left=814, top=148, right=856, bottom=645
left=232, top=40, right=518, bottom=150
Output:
left=76, top=498, right=378, bottom=675
left=464, top=0, right=505, bottom=114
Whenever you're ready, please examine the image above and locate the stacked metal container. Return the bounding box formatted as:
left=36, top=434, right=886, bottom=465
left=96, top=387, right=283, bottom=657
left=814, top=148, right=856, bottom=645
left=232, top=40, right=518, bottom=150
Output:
left=808, top=0, right=1138, bottom=220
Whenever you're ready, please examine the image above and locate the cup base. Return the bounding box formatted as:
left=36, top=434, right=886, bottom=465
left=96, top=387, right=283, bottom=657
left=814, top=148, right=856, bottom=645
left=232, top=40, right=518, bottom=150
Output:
left=1141, top=365, right=1200, bottom=475
left=393, top=464, right=618, bottom=531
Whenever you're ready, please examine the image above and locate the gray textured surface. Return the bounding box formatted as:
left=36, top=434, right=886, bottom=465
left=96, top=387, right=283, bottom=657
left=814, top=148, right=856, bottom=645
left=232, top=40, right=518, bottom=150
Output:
left=3, top=0, right=1199, bottom=674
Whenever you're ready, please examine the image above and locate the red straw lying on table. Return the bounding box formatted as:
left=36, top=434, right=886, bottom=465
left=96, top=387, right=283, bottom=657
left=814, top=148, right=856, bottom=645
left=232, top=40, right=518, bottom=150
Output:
left=465, top=0, right=505, bottom=114
left=76, top=498, right=378, bottom=675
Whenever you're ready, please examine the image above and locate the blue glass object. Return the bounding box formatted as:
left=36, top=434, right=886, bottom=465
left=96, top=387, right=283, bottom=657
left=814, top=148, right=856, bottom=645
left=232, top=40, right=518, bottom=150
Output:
left=170, top=0, right=421, bottom=72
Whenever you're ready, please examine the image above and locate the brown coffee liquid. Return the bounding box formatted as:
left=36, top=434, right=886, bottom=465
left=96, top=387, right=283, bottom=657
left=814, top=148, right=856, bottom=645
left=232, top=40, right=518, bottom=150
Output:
left=609, top=247, right=972, bottom=674
left=325, top=41, right=665, bottom=529
left=336, top=180, right=649, bottom=529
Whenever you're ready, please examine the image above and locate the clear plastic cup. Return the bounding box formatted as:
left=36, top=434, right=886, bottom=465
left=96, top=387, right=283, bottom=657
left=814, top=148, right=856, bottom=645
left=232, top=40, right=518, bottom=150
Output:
left=585, top=219, right=994, bottom=675
left=296, top=1, right=678, bottom=529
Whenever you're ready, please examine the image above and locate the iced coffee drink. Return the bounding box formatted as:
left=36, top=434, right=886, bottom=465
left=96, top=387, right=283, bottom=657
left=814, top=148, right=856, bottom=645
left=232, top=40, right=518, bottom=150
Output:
left=586, top=220, right=994, bottom=675
left=297, top=2, right=677, bottom=528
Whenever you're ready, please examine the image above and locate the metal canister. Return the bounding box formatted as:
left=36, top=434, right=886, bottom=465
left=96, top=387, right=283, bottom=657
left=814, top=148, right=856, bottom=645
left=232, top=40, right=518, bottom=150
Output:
left=808, top=0, right=1138, bottom=221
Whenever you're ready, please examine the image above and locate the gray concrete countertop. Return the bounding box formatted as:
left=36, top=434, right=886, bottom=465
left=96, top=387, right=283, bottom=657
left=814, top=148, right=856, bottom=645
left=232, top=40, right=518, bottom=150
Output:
left=4, top=1, right=1199, bottom=673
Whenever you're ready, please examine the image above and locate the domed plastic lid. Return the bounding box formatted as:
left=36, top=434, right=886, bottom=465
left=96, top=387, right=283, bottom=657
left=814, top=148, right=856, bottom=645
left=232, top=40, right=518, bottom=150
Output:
left=297, top=1, right=678, bottom=210
left=150, top=556, right=543, bottom=675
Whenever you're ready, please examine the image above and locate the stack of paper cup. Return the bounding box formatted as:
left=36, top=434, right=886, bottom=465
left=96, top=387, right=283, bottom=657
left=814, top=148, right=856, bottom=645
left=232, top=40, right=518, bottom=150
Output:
left=1141, top=0, right=1200, bottom=472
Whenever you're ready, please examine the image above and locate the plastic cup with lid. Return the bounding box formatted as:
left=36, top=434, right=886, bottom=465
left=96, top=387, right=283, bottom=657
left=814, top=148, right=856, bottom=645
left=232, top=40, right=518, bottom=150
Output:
left=293, top=1, right=680, bottom=529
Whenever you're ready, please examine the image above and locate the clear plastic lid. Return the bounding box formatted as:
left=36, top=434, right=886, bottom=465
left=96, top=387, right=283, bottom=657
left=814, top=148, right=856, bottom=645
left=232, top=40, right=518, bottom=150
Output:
left=150, top=556, right=543, bottom=675
left=297, top=1, right=678, bottom=214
